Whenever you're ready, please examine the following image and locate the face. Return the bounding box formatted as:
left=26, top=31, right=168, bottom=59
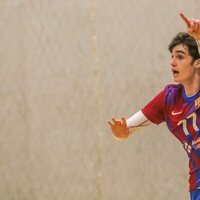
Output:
left=170, top=44, right=196, bottom=84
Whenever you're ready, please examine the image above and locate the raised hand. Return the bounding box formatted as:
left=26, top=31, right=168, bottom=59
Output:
left=180, top=13, right=200, bottom=40
left=108, top=117, right=130, bottom=140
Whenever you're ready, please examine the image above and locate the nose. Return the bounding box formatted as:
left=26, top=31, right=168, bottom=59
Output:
left=170, top=57, right=176, bottom=67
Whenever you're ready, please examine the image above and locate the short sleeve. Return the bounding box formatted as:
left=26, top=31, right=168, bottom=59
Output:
left=141, top=90, right=165, bottom=125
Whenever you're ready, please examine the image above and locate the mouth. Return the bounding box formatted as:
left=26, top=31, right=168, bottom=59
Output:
left=172, top=69, right=179, bottom=76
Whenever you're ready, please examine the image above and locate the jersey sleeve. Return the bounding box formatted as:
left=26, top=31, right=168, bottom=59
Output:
left=141, top=90, right=165, bottom=125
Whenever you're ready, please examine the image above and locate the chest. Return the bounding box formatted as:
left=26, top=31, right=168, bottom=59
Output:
left=166, top=97, right=200, bottom=140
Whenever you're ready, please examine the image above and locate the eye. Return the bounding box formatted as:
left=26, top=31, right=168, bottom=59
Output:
left=176, top=55, right=184, bottom=60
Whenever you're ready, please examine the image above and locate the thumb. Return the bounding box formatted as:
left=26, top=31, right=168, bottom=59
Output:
left=122, top=117, right=127, bottom=126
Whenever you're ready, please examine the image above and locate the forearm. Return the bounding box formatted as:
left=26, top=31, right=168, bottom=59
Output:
left=108, top=110, right=152, bottom=140
left=126, top=110, right=152, bottom=134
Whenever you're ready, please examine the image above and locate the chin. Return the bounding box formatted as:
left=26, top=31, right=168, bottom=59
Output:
left=172, top=76, right=181, bottom=83
left=173, top=78, right=179, bottom=83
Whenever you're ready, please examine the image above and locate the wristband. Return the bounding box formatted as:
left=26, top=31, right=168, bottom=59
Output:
left=126, top=110, right=148, bottom=127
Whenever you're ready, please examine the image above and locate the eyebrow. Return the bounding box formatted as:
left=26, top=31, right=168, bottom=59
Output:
left=174, top=50, right=187, bottom=55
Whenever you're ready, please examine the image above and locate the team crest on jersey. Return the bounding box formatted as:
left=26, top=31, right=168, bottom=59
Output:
left=195, top=97, right=200, bottom=108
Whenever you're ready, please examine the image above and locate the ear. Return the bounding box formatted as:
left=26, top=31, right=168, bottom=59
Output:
left=194, top=58, right=200, bottom=69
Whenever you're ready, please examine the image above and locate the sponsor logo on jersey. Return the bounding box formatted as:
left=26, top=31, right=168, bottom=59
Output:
left=172, top=110, right=183, bottom=116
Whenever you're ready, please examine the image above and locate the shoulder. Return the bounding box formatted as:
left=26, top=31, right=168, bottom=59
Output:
left=164, top=84, right=182, bottom=92
left=164, top=84, right=183, bottom=103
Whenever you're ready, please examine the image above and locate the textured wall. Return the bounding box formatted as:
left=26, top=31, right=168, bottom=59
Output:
left=0, top=0, right=199, bottom=199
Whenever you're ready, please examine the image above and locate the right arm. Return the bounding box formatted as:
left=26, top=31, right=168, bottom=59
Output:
left=108, top=89, right=166, bottom=140
left=108, top=111, right=151, bottom=140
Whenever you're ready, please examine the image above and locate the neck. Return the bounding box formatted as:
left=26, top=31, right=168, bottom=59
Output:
left=182, top=76, right=200, bottom=96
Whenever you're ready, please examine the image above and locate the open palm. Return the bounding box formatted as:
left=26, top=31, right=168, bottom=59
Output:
left=108, top=118, right=129, bottom=140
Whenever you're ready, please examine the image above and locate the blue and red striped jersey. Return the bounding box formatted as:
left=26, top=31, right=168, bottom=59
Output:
left=142, top=84, right=200, bottom=191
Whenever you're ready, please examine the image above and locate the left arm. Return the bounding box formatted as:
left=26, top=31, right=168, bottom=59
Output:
left=180, top=13, right=200, bottom=40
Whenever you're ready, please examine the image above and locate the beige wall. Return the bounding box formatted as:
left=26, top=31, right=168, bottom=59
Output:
left=0, top=0, right=199, bottom=199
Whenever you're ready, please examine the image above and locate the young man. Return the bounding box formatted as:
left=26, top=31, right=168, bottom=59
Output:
left=108, top=13, right=200, bottom=200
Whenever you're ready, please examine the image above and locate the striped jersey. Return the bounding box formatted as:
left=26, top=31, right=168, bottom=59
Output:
left=142, top=84, right=200, bottom=191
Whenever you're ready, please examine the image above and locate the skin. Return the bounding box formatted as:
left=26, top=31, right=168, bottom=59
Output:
left=108, top=13, right=200, bottom=140
left=171, top=44, right=200, bottom=96
left=180, top=13, right=200, bottom=40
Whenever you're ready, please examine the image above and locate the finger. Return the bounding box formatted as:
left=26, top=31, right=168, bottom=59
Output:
left=194, top=19, right=200, bottom=32
left=180, top=13, right=191, bottom=27
left=122, top=117, right=127, bottom=126
left=108, top=121, right=113, bottom=127
left=112, top=118, right=121, bottom=125
left=112, top=118, right=117, bottom=123
left=189, top=18, right=195, bottom=32
left=198, top=20, right=200, bottom=33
